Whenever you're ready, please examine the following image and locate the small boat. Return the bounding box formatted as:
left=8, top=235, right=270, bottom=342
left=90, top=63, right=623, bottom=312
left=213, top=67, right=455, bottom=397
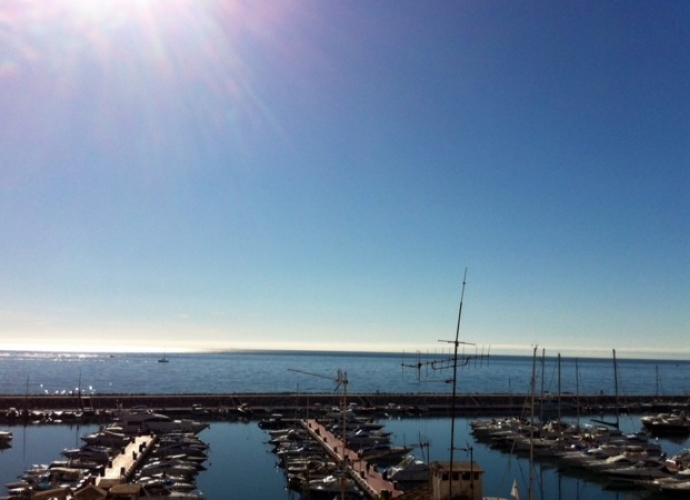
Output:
left=113, top=409, right=209, bottom=435
left=306, top=474, right=362, bottom=500
left=604, top=457, right=672, bottom=484
left=236, top=403, right=253, bottom=417
left=385, top=454, right=430, bottom=483
left=641, top=469, right=690, bottom=495
left=158, top=355, right=169, bottom=363
left=259, top=413, right=288, bottom=430
left=139, top=460, right=201, bottom=478
left=61, top=446, right=111, bottom=463
left=640, top=412, right=690, bottom=435
left=81, top=428, right=130, bottom=447
left=139, top=489, right=204, bottom=500
left=359, top=445, right=413, bottom=463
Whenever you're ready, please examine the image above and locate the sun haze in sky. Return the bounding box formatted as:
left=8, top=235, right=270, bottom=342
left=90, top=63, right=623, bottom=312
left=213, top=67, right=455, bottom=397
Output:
left=0, top=1, right=688, bottom=359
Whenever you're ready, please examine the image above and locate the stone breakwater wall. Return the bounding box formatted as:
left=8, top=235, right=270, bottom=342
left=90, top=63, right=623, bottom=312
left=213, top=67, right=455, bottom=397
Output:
left=1, top=393, right=689, bottom=419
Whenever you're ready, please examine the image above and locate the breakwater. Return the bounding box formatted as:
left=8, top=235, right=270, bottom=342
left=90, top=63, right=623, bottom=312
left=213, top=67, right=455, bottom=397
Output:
left=1, top=393, right=689, bottom=422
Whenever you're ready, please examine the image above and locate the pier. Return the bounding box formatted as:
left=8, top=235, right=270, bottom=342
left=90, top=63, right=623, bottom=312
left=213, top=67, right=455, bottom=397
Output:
left=97, top=435, right=157, bottom=487
left=301, top=419, right=404, bottom=499
left=1, top=393, right=689, bottom=423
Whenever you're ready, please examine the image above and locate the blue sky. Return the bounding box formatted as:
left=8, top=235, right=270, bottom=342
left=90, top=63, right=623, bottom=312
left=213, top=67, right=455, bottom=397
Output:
left=0, top=1, right=688, bottom=358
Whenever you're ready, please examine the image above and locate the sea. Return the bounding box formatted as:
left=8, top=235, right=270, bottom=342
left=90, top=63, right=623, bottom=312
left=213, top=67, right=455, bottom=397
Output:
left=1, top=350, right=689, bottom=500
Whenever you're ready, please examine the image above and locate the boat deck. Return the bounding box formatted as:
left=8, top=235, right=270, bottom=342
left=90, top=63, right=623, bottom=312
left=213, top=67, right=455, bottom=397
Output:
left=301, top=419, right=404, bottom=499
left=97, top=435, right=157, bottom=486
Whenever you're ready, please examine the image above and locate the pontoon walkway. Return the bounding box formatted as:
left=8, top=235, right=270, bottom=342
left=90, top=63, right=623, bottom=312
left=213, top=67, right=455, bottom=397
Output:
left=301, top=419, right=404, bottom=499
left=97, top=435, right=157, bottom=487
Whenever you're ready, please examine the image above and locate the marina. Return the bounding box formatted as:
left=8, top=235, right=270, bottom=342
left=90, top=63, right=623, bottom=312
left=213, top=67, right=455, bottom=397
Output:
left=0, top=398, right=690, bottom=500
left=2, top=405, right=690, bottom=500
left=1, top=350, right=689, bottom=499
left=1, top=409, right=209, bottom=500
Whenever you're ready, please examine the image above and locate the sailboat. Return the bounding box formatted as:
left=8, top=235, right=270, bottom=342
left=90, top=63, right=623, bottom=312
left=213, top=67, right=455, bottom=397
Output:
left=591, top=349, right=620, bottom=429
left=158, top=354, right=169, bottom=363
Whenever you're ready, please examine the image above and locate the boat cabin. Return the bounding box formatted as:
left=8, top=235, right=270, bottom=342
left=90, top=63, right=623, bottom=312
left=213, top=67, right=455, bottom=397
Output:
left=429, top=461, right=483, bottom=500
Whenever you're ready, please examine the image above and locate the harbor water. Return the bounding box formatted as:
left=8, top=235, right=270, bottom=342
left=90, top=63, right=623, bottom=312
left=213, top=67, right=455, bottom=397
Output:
left=1, top=415, right=689, bottom=500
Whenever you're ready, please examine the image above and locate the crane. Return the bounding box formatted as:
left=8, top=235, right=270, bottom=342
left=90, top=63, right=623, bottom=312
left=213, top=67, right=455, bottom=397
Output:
left=287, top=368, right=348, bottom=425
left=288, top=368, right=350, bottom=500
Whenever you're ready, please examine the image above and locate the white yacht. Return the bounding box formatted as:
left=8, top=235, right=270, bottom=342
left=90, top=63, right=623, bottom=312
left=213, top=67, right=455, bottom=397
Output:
left=113, top=410, right=209, bottom=435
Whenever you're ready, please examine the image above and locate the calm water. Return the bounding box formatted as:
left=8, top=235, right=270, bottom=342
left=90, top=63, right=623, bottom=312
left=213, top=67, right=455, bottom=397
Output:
left=1, top=416, right=688, bottom=500
left=1, top=350, right=689, bottom=499
left=1, top=350, right=689, bottom=396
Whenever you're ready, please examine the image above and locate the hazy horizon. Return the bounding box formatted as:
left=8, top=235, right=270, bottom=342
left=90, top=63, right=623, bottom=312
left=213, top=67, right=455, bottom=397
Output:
left=0, top=343, right=687, bottom=362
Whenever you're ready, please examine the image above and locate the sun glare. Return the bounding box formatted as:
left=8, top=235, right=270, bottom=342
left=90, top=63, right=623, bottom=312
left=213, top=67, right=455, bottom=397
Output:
left=1, top=0, right=291, bottom=151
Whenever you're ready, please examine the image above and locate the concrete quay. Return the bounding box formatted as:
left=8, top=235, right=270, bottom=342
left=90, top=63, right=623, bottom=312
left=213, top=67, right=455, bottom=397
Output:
left=1, top=393, right=688, bottom=422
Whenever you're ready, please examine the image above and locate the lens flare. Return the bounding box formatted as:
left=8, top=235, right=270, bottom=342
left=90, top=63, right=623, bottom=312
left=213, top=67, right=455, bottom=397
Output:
left=1, top=0, right=298, bottom=177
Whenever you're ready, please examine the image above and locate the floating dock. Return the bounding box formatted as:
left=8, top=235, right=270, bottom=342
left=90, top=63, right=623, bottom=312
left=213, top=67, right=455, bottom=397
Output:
left=97, top=435, right=157, bottom=487
left=301, top=419, right=404, bottom=499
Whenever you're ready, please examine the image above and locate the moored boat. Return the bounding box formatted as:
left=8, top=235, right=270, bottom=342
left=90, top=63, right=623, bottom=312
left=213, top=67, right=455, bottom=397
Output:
left=385, top=454, right=430, bottom=483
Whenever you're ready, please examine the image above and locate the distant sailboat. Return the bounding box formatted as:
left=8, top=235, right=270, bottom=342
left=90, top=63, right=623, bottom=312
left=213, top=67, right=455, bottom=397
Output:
left=158, top=354, right=169, bottom=363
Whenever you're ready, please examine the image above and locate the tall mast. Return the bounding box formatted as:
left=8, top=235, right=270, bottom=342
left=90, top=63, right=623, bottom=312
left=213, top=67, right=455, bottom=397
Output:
left=78, top=369, right=83, bottom=410
left=539, top=348, right=545, bottom=422
left=655, top=365, right=659, bottom=398
left=557, top=353, right=562, bottom=424
left=529, top=346, right=537, bottom=500
left=448, top=268, right=468, bottom=500
left=613, top=349, right=619, bottom=429
left=591, top=349, right=620, bottom=430
left=575, top=358, right=580, bottom=430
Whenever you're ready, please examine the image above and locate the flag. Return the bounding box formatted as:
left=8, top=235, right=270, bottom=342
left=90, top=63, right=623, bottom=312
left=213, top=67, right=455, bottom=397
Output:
left=510, top=479, right=520, bottom=500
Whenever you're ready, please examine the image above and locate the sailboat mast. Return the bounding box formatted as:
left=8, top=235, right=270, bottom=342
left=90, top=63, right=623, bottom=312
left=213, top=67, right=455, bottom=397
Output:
left=612, top=349, right=619, bottom=429
left=24, top=376, right=29, bottom=419
left=78, top=369, right=83, bottom=410
left=540, top=348, right=545, bottom=422
left=655, top=365, right=659, bottom=398
left=575, top=358, right=580, bottom=429
left=557, top=353, right=562, bottom=424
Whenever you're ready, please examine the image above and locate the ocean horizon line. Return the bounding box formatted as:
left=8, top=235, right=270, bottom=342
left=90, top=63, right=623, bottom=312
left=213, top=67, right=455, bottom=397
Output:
left=0, top=347, right=688, bottom=363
